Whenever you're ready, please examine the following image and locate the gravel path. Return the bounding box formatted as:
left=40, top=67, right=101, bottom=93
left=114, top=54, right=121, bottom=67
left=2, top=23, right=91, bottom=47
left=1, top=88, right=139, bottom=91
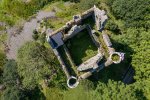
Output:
left=6, top=11, right=55, bottom=59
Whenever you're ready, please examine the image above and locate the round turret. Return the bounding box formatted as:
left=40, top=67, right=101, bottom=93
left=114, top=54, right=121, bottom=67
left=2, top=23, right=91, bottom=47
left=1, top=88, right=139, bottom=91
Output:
left=110, top=52, right=122, bottom=64
left=67, top=76, right=79, bottom=88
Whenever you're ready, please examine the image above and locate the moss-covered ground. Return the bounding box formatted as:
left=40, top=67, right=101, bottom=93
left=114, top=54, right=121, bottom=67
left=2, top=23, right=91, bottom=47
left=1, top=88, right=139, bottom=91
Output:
left=66, top=29, right=97, bottom=65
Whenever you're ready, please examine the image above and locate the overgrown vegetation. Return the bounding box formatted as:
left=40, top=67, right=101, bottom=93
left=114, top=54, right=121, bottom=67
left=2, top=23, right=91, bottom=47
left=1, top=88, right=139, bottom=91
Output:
left=66, top=29, right=97, bottom=65
left=0, top=0, right=150, bottom=100
left=0, top=33, right=7, bottom=75
left=112, top=0, right=149, bottom=29
left=111, top=53, right=120, bottom=62
left=17, top=41, right=64, bottom=89
left=2, top=60, right=25, bottom=100
left=0, top=0, right=55, bottom=26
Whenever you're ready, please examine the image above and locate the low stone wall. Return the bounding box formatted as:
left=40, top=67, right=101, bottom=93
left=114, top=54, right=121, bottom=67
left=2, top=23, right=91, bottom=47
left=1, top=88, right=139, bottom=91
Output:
left=49, top=7, right=94, bottom=37
left=102, top=31, right=115, bottom=54
left=63, top=25, right=86, bottom=41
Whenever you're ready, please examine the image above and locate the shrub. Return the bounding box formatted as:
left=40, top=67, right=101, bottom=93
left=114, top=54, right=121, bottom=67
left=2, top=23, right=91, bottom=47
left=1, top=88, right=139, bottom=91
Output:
left=78, top=0, right=99, bottom=10
left=33, top=29, right=38, bottom=34
left=32, top=34, right=39, bottom=40
left=39, top=33, right=46, bottom=44
left=105, top=20, right=119, bottom=32
left=112, top=0, right=149, bottom=28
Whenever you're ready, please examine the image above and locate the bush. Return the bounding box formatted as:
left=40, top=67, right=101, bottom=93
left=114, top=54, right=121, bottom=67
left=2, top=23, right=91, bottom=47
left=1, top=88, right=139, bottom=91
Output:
left=32, top=34, right=39, bottom=40
left=0, top=0, right=53, bottom=25
left=112, top=0, right=149, bottom=28
left=78, top=0, right=99, bottom=10
left=33, top=29, right=38, bottom=34
left=39, top=33, right=46, bottom=44
left=105, top=20, right=119, bottom=32
left=2, top=86, right=25, bottom=100
left=0, top=52, right=6, bottom=72
left=17, top=42, right=61, bottom=89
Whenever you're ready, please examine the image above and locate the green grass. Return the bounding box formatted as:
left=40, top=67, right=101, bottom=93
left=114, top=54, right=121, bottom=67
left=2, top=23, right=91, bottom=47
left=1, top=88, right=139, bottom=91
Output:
left=45, top=2, right=80, bottom=30
left=66, top=29, right=97, bottom=65
left=42, top=87, right=63, bottom=100
left=0, top=0, right=53, bottom=26
left=0, top=33, right=7, bottom=50
left=63, top=84, right=92, bottom=100
left=43, top=1, right=65, bottom=12
left=46, top=18, right=67, bottom=30
left=112, top=54, right=120, bottom=61
left=0, top=25, right=5, bottom=31
left=0, top=92, right=2, bottom=99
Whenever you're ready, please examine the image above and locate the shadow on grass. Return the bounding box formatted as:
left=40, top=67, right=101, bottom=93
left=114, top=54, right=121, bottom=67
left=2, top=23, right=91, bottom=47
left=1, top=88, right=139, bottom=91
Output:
left=25, top=87, right=46, bottom=100
left=88, top=39, right=134, bottom=85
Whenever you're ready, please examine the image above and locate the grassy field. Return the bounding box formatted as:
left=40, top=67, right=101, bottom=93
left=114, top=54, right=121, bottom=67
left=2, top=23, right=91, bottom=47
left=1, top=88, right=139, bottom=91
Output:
left=66, top=29, right=97, bottom=65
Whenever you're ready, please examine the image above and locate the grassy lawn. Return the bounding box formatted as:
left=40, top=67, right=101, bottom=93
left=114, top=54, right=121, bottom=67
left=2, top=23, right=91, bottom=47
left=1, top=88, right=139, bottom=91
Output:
left=66, top=29, right=97, bottom=66
left=43, top=87, right=63, bottom=100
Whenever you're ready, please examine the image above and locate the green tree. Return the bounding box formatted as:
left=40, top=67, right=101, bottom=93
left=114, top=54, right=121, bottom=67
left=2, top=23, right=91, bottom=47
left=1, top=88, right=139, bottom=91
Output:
left=78, top=0, right=99, bottom=10
left=112, top=0, right=150, bottom=28
left=91, top=80, right=148, bottom=100
left=112, top=28, right=150, bottom=81
left=3, top=60, right=18, bottom=86
left=2, top=86, right=24, bottom=100
left=2, top=60, right=25, bottom=100
left=17, top=41, right=58, bottom=89
left=105, top=20, right=119, bottom=33
left=0, top=52, right=6, bottom=77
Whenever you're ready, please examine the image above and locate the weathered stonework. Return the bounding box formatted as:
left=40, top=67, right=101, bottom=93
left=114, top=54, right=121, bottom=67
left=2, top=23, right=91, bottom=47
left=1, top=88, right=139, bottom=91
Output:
left=46, top=6, right=124, bottom=88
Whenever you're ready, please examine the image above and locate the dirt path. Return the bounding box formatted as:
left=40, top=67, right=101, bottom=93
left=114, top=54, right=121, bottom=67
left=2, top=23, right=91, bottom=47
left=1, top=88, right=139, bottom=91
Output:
left=6, top=11, right=55, bottom=59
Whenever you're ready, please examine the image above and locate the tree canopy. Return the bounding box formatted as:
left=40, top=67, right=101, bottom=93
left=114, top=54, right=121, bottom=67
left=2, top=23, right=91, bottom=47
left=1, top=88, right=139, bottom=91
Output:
left=112, top=0, right=150, bottom=28
left=112, top=28, right=150, bottom=81
left=3, top=60, right=18, bottom=86
left=0, top=0, right=150, bottom=99
left=2, top=86, right=24, bottom=100
left=2, top=60, right=25, bottom=100
left=17, top=41, right=58, bottom=89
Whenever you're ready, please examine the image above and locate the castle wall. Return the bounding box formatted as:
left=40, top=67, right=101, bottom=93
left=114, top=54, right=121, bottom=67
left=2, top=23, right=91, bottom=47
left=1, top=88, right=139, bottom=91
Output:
left=53, top=49, right=70, bottom=78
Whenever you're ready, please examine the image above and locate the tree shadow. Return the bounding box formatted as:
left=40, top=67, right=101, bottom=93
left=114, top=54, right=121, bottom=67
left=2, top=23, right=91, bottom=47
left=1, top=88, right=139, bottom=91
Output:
left=88, top=39, right=135, bottom=85
left=135, top=89, right=147, bottom=100
left=24, top=87, right=46, bottom=100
